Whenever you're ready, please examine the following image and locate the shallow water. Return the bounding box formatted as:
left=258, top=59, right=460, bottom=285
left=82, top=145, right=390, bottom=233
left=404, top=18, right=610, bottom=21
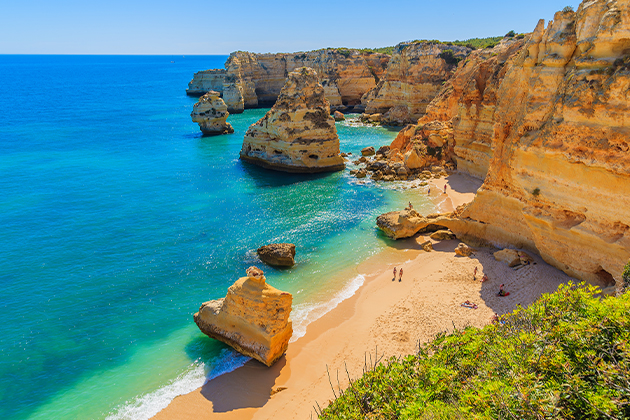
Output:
left=0, top=55, right=435, bottom=419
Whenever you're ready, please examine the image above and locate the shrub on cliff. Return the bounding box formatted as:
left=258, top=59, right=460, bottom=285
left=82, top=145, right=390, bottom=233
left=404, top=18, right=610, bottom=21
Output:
left=319, top=283, right=630, bottom=419
left=623, top=260, right=630, bottom=291
left=438, top=49, right=461, bottom=66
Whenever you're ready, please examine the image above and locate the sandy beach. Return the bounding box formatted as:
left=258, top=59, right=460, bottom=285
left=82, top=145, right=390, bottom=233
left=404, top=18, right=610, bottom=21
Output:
left=153, top=173, right=575, bottom=420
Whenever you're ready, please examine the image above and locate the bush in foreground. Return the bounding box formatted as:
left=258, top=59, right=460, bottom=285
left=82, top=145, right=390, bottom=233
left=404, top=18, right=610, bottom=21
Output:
left=320, top=283, right=630, bottom=419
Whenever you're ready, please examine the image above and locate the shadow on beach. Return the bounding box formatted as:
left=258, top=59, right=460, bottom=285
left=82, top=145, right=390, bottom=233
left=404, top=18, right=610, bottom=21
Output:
left=200, top=357, right=286, bottom=412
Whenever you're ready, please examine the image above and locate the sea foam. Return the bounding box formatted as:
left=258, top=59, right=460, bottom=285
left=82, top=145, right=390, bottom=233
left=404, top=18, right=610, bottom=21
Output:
left=106, top=349, right=249, bottom=420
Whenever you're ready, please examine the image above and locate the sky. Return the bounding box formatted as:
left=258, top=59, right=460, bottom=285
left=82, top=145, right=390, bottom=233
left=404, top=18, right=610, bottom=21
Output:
left=0, top=0, right=582, bottom=54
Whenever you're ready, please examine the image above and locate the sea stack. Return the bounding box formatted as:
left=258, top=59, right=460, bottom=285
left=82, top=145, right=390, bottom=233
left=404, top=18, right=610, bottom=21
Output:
left=257, top=243, right=296, bottom=267
left=239, top=67, right=345, bottom=173
left=190, top=91, right=234, bottom=135
left=194, top=266, right=292, bottom=367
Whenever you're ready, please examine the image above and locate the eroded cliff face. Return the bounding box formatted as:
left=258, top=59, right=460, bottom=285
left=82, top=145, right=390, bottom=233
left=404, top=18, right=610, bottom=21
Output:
left=194, top=267, right=292, bottom=367
left=384, top=38, right=527, bottom=176
left=240, top=67, right=345, bottom=173
left=187, top=49, right=389, bottom=113
left=361, top=42, right=472, bottom=124
left=462, top=1, right=630, bottom=287
left=379, top=0, right=630, bottom=287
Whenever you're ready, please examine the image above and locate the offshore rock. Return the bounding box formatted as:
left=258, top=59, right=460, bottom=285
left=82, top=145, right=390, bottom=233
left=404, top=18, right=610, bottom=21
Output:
left=187, top=49, right=390, bottom=112
left=194, top=267, right=292, bottom=367
left=362, top=42, right=472, bottom=124
left=240, top=67, right=345, bottom=173
left=333, top=110, right=345, bottom=121
left=257, top=243, right=296, bottom=267
left=190, top=91, right=234, bottom=135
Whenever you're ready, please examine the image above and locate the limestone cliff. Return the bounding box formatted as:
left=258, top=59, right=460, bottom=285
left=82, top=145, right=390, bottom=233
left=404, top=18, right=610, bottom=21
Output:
left=378, top=0, right=630, bottom=288
left=187, top=49, right=389, bottom=113
left=361, top=42, right=472, bottom=124
left=194, top=267, right=292, bottom=367
left=240, top=67, right=345, bottom=173
left=190, top=91, right=234, bottom=135
left=385, top=38, right=527, bottom=175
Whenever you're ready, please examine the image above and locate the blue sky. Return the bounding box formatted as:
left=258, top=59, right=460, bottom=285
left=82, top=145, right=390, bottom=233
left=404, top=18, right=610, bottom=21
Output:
left=1, top=0, right=582, bottom=54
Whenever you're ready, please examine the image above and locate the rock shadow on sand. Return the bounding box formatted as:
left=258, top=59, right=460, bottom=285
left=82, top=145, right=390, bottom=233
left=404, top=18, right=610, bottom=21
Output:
left=200, top=357, right=286, bottom=412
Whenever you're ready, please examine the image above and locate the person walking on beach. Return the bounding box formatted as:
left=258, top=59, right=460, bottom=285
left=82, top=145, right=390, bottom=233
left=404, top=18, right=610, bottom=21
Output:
left=444, top=184, right=447, bottom=194
left=428, top=186, right=431, bottom=195
left=399, top=267, right=403, bottom=282
left=473, top=266, right=478, bottom=280
left=393, top=267, right=397, bottom=281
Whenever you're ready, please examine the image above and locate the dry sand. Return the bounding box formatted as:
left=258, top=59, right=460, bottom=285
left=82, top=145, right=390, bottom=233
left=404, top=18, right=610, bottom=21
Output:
left=152, top=173, right=575, bottom=420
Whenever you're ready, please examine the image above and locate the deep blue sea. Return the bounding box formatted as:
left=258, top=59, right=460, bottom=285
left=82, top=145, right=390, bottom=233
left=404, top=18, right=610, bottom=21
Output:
left=0, top=55, right=435, bottom=419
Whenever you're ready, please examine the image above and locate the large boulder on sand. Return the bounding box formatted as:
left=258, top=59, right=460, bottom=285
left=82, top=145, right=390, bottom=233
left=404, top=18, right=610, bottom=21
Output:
left=455, top=243, right=473, bottom=257
left=494, top=249, right=533, bottom=267
left=257, top=243, right=296, bottom=267
left=404, top=149, right=427, bottom=170
left=194, top=267, right=293, bottom=367
left=190, top=91, right=234, bottom=135
left=430, top=230, right=456, bottom=240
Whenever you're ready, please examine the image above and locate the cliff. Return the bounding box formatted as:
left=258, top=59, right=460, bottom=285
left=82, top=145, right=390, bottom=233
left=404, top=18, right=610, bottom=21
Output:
left=361, top=42, right=472, bottom=124
left=187, top=49, right=390, bottom=113
left=190, top=91, right=234, bottom=135
left=385, top=38, right=527, bottom=175
left=194, top=267, right=293, bottom=367
left=378, top=0, right=630, bottom=288
left=240, top=67, right=345, bottom=173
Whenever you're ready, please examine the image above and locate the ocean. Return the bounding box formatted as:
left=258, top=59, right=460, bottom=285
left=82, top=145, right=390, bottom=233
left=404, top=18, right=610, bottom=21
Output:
left=0, top=55, right=435, bottom=419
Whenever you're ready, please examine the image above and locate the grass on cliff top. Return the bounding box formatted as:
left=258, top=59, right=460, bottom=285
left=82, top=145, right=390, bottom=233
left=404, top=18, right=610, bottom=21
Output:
left=319, top=282, right=630, bottom=419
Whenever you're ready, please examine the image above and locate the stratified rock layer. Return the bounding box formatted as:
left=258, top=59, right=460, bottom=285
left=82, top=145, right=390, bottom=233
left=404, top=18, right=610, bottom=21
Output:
left=377, top=0, right=630, bottom=289
left=190, top=91, right=234, bottom=135
left=384, top=38, right=527, bottom=175
left=361, top=42, right=472, bottom=124
left=187, top=50, right=390, bottom=113
left=240, top=67, right=345, bottom=173
left=194, top=267, right=292, bottom=367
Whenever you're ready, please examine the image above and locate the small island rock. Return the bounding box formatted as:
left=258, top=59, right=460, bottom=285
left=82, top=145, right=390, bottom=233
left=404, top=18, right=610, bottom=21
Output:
left=257, top=243, right=296, bottom=267
left=361, top=146, right=376, bottom=156
left=194, top=267, right=292, bottom=367
left=333, top=110, right=345, bottom=121
left=240, top=67, right=344, bottom=173
left=190, top=91, right=234, bottom=135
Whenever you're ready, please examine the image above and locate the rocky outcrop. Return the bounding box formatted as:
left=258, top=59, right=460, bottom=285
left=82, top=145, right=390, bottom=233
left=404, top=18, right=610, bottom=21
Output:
left=361, top=42, right=472, bottom=124
left=194, top=267, right=292, bottom=367
left=190, top=91, right=234, bottom=135
left=240, top=67, right=345, bottom=173
left=377, top=0, right=630, bottom=288
left=382, top=38, right=527, bottom=176
left=187, top=49, right=390, bottom=113
left=257, top=243, right=296, bottom=267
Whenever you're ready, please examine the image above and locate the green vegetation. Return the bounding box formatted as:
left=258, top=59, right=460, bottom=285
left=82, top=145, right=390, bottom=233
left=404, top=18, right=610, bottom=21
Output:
left=563, top=5, right=575, bottom=12
left=623, top=260, right=630, bottom=291
left=320, top=283, right=630, bottom=419
left=532, top=187, right=541, bottom=196
left=408, top=36, right=505, bottom=50
left=505, top=30, right=516, bottom=38
left=438, top=49, right=461, bottom=66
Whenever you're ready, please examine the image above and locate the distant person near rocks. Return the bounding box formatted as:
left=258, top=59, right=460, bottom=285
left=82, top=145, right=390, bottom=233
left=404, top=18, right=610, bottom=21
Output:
left=399, top=267, right=403, bottom=282
left=393, top=267, right=397, bottom=281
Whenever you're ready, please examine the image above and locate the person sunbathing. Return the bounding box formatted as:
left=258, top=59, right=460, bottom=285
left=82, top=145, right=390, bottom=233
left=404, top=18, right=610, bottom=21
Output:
left=461, top=300, right=478, bottom=309
left=497, top=284, right=510, bottom=296
left=481, top=274, right=489, bottom=282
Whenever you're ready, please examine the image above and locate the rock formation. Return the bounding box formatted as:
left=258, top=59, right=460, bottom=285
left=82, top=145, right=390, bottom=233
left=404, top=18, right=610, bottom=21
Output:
left=381, top=37, right=527, bottom=176
left=376, top=0, right=630, bottom=289
left=187, top=49, right=390, bottom=113
left=194, top=267, right=292, bottom=367
left=257, top=243, right=296, bottom=267
left=361, top=42, right=472, bottom=124
left=190, top=91, right=234, bottom=135
left=240, top=67, right=345, bottom=173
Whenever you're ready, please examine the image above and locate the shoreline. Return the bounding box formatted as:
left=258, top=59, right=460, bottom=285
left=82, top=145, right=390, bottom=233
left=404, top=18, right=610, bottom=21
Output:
left=152, top=173, right=573, bottom=419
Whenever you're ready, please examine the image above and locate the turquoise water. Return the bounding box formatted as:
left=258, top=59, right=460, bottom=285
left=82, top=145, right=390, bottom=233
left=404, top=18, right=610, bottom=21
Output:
left=0, top=55, right=434, bottom=419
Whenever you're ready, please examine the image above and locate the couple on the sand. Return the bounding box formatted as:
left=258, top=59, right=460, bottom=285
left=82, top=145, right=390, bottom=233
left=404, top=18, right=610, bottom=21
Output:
left=393, top=267, right=403, bottom=282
